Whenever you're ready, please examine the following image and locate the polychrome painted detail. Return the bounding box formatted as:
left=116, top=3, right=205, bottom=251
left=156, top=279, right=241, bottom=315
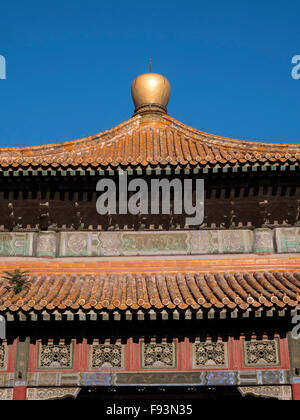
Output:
left=0, top=228, right=297, bottom=257
left=275, top=227, right=300, bottom=253
left=0, top=369, right=291, bottom=388
left=0, top=233, right=34, bottom=256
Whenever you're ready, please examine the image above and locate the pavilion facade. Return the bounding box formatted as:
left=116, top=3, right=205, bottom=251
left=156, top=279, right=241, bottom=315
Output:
left=0, top=72, right=299, bottom=400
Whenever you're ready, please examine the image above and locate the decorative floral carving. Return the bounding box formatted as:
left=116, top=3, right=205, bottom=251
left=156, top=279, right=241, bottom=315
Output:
left=0, top=344, right=7, bottom=370
left=27, top=387, right=80, bottom=400
left=244, top=339, right=280, bottom=367
left=100, top=233, right=121, bottom=255
left=193, top=341, right=228, bottom=368
left=189, top=231, right=213, bottom=254
left=253, top=229, right=273, bottom=253
left=121, top=233, right=188, bottom=253
left=90, top=344, right=124, bottom=369
left=38, top=342, right=73, bottom=369
left=37, top=235, right=56, bottom=254
left=238, top=386, right=292, bottom=401
left=67, top=234, right=87, bottom=254
left=0, top=388, right=13, bottom=400
left=223, top=231, right=243, bottom=252
left=141, top=342, right=176, bottom=369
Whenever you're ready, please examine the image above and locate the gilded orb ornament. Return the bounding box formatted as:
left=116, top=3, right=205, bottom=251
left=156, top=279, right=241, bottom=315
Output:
left=131, top=72, right=171, bottom=115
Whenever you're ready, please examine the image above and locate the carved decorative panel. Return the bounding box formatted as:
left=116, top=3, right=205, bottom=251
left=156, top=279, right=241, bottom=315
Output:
left=243, top=339, right=280, bottom=367
left=0, top=344, right=8, bottom=370
left=141, top=342, right=176, bottom=369
left=0, top=388, right=13, bottom=400
left=57, top=229, right=256, bottom=257
left=238, top=386, right=292, bottom=400
left=0, top=232, right=34, bottom=256
left=36, top=232, right=57, bottom=257
left=27, top=387, right=79, bottom=400
left=38, top=342, right=73, bottom=369
left=275, top=227, right=300, bottom=253
left=192, top=341, right=228, bottom=368
left=90, top=343, right=124, bottom=369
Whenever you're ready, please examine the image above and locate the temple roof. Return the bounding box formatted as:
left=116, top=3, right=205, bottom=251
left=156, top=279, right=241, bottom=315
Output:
left=1, top=258, right=300, bottom=314
left=0, top=113, right=299, bottom=171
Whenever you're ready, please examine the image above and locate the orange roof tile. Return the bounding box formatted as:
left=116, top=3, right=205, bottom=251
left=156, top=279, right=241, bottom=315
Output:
left=0, top=114, right=299, bottom=170
left=0, top=270, right=299, bottom=313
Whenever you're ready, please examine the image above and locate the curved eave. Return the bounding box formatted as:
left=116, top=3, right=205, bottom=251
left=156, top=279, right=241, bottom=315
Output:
left=0, top=270, right=299, bottom=315
left=0, top=257, right=300, bottom=316
left=0, top=114, right=299, bottom=170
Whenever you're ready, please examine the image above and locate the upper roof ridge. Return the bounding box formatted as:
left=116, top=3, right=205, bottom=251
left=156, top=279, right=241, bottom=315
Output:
left=0, top=113, right=298, bottom=169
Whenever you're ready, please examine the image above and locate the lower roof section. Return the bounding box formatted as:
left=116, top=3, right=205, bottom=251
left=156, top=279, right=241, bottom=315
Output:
left=0, top=255, right=300, bottom=314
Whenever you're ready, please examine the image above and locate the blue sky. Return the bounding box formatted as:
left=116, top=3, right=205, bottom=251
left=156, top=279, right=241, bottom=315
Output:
left=0, top=0, right=299, bottom=146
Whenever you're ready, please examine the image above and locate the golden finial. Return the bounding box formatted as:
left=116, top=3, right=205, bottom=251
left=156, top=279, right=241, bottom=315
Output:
left=131, top=70, right=171, bottom=116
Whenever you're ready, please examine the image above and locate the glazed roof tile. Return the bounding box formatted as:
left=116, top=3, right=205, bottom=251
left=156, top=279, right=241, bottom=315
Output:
left=1, top=270, right=299, bottom=313
left=0, top=114, right=299, bottom=170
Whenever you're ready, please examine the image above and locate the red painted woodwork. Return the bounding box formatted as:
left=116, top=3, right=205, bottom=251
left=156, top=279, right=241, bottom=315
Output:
left=292, top=384, right=300, bottom=400
left=13, top=386, right=26, bottom=400
left=237, top=335, right=290, bottom=371
left=25, top=335, right=290, bottom=374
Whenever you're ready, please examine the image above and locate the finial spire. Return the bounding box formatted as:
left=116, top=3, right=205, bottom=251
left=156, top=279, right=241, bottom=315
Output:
left=131, top=72, right=171, bottom=116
